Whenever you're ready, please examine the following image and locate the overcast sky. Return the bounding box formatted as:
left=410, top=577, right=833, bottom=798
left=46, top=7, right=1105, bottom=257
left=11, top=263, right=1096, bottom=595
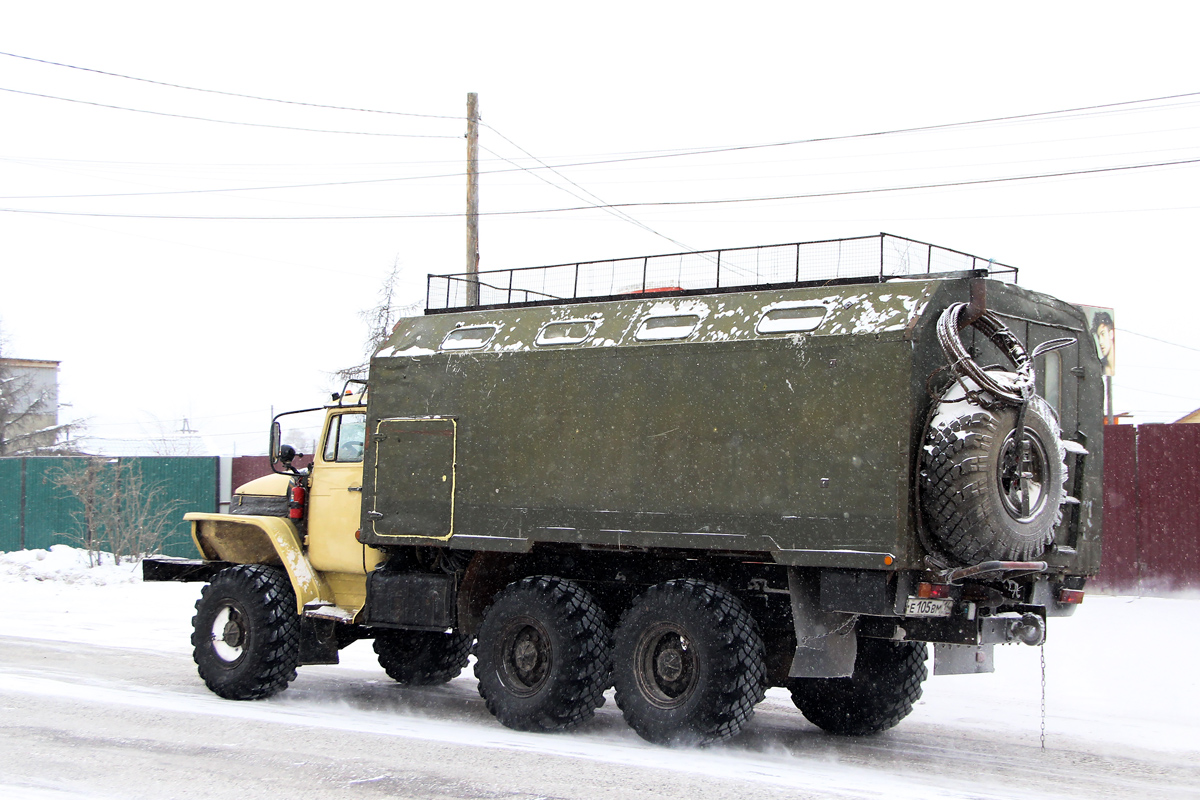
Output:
left=2, top=2, right=1198, bottom=455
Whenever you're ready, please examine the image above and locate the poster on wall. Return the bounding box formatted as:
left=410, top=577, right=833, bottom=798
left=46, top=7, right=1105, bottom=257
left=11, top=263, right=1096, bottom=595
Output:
left=1077, top=305, right=1116, bottom=377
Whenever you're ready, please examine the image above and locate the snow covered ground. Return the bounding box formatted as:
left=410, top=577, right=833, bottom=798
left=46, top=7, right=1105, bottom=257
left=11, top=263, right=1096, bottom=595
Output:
left=1, top=546, right=1198, bottom=799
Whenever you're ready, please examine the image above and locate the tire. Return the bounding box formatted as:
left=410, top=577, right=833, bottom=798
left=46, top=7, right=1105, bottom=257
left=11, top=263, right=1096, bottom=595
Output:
left=474, top=575, right=612, bottom=732
left=191, top=564, right=301, bottom=700
left=613, top=579, right=767, bottom=746
left=373, top=629, right=472, bottom=686
left=922, top=395, right=1068, bottom=563
left=788, top=638, right=927, bottom=736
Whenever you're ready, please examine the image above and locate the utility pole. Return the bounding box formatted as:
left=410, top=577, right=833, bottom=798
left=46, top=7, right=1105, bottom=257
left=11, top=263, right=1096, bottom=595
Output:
left=466, top=92, right=480, bottom=307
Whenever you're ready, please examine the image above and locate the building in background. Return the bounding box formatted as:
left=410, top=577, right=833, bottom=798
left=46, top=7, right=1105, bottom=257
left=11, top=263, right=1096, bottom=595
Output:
left=0, top=358, right=67, bottom=456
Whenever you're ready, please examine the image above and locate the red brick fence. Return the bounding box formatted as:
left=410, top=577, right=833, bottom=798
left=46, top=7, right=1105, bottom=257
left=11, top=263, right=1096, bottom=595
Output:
left=1096, top=424, right=1200, bottom=593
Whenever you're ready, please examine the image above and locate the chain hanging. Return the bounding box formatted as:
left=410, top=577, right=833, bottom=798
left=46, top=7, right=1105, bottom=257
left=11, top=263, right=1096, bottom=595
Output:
left=1040, top=642, right=1047, bottom=751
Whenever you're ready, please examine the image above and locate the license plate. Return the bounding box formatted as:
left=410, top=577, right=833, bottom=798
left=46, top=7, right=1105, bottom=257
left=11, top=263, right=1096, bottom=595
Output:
left=905, top=597, right=954, bottom=618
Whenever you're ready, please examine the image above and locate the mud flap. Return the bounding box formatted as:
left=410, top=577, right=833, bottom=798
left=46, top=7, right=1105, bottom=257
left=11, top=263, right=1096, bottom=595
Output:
left=299, top=618, right=341, bottom=666
left=788, top=567, right=857, bottom=678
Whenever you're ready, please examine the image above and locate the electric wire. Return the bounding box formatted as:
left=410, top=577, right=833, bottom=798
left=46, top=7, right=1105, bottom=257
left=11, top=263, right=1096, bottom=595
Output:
left=2, top=46, right=1198, bottom=167
left=0, top=86, right=461, bottom=138
left=481, top=123, right=697, bottom=253
left=3, top=155, right=1197, bottom=220
left=0, top=50, right=465, bottom=120
left=1118, top=328, right=1200, bottom=354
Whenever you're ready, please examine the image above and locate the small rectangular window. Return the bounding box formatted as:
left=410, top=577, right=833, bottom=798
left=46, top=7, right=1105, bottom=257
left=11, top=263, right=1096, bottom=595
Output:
left=536, top=320, right=595, bottom=346
left=1043, top=351, right=1062, bottom=417
left=756, top=306, right=826, bottom=334
left=636, top=314, right=701, bottom=341
left=440, top=325, right=498, bottom=351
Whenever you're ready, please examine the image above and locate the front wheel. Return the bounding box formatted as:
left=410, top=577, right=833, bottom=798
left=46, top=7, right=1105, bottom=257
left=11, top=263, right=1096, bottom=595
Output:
left=191, top=564, right=301, bottom=700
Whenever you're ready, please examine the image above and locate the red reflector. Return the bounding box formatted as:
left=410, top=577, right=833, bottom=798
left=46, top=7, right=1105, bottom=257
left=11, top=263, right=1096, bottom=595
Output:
left=1058, top=588, right=1085, bottom=604
left=917, top=581, right=951, bottom=599
left=354, top=529, right=362, bottom=542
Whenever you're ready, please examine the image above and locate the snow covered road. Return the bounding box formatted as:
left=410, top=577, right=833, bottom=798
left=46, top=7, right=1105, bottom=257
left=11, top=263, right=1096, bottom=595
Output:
left=0, top=555, right=1198, bottom=799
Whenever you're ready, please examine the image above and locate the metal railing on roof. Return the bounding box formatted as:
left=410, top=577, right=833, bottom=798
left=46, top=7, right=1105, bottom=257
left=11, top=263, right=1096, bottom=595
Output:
left=426, top=233, right=1018, bottom=313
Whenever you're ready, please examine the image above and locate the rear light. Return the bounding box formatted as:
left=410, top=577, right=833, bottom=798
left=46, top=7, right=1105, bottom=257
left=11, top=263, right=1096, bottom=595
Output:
left=1058, top=588, right=1085, bottom=604
left=916, top=582, right=951, bottom=599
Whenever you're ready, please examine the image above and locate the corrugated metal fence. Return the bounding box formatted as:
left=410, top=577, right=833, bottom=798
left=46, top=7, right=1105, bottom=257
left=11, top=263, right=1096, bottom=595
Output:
left=0, top=457, right=218, bottom=558
left=4, top=442, right=1199, bottom=591
left=1096, top=424, right=1200, bottom=592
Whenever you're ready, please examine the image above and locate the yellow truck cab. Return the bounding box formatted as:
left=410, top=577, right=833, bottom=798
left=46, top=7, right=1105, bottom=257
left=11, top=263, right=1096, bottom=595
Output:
left=180, top=393, right=382, bottom=624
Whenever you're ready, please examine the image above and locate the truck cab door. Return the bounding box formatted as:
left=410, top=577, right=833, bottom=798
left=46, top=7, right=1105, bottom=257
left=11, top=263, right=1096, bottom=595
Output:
left=307, top=411, right=384, bottom=573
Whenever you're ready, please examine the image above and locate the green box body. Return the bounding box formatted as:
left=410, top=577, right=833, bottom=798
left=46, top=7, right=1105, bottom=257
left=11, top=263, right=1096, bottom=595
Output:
left=360, top=276, right=1103, bottom=576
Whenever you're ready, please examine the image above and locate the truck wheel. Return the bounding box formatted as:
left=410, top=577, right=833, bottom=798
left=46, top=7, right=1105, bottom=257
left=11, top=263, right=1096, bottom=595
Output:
left=922, top=395, right=1068, bottom=563
left=612, top=579, right=767, bottom=746
left=373, top=629, right=472, bottom=686
left=474, top=575, right=612, bottom=732
left=788, top=638, right=927, bottom=736
left=191, top=564, right=301, bottom=700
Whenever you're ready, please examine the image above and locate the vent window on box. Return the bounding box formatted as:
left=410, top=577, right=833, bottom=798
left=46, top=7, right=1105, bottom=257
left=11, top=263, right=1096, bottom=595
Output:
left=756, top=305, right=826, bottom=334
left=636, top=314, right=701, bottom=341
left=440, top=325, right=498, bottom=351
left=536, top=320, right=595, bottom=346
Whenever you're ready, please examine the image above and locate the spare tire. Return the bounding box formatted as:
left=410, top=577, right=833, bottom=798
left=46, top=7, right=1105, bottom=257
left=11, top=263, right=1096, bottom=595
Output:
left=921, top=391, right=1068, bottom=563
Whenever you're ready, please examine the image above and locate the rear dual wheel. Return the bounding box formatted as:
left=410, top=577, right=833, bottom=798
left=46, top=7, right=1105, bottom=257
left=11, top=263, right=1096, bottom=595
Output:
left=474, top=575, right=612, bottom=732
left=613, top=579, right=767, bottom=746
left=788, top=637, right=928, bottom=736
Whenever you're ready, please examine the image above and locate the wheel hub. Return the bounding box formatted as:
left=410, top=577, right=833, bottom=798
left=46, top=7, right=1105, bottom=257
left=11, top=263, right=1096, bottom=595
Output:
left=636, top=624, right=697, bottom=708
left=498, top=618, right=551, bottom=695
left=998, top=428, right=1049, bottom=522
left=210, top=605, right=247, bottom=663
left=655, top=646, right=685, bottom=683
left=221, top=618, right=244, bottom=648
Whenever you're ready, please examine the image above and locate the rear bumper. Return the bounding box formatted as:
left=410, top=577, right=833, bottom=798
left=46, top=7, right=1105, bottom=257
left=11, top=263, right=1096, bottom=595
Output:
left=142, top=556, right=231, bottom=583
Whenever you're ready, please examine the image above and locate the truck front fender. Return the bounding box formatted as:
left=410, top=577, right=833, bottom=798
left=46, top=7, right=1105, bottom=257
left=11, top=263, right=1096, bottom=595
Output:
left=183, top=512, right=333, bottom=614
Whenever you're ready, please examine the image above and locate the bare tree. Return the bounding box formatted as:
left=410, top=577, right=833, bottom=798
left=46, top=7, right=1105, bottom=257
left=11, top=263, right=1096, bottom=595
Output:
left=48, top=458, right=184, bottom=566
left=0, top=321, right=80, bottom=456
left=335, top=259, right=420, bottom=382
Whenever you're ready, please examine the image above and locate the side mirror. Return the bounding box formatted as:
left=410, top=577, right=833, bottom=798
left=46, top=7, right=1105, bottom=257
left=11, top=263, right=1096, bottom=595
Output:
left=270, top=421, right=282, bottom=462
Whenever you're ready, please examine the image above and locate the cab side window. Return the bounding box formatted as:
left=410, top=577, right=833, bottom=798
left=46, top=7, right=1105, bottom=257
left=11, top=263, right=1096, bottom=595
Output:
left=323, top=413, right=367, bottom=462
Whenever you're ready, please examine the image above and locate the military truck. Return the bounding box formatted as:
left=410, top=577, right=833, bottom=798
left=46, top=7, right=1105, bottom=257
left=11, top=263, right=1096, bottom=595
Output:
left=146, top=233, right=1102, bottom=746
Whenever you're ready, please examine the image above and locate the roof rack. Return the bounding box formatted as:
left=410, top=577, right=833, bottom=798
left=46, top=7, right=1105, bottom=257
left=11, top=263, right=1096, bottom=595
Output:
left=425, top=232, right=1017, bottom=314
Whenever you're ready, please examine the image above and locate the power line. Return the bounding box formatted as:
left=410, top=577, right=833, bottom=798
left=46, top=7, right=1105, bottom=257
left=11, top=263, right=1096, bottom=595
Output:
left=0, top=85, right=461, bottom=138
left=0, top=50, right=464, bottom=120
left=3, top=154, right=1197, bottom=221
left=1119, top=327, right=1200, bottom=354
left=482, top=123, right=696, bottom=253
left=458, top=90, right=1200, bottom=174
left=2, top=68, right=1197, bottom=169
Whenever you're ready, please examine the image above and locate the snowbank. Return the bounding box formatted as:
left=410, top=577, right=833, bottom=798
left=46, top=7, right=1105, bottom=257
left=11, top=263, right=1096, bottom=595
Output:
left=0, top=545, right=143, bottom=585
